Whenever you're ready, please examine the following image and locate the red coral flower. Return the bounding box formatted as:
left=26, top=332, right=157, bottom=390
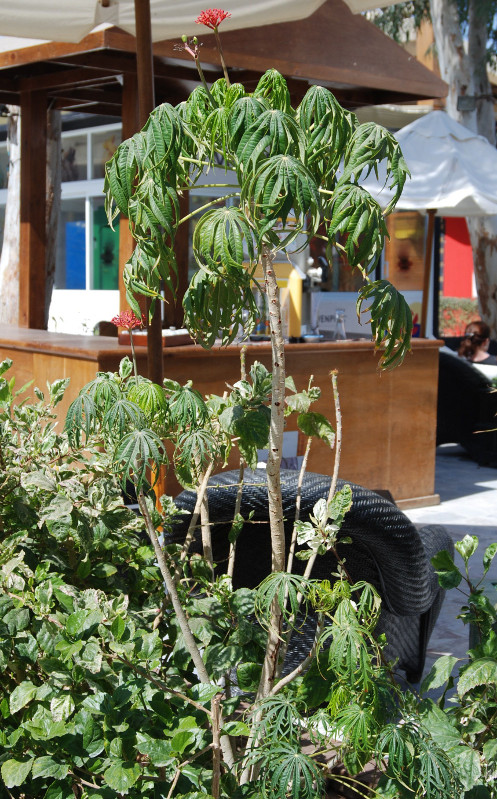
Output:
left=111, top=310, right=144, bottom=330
left=195, top=8, right=231, bottom=30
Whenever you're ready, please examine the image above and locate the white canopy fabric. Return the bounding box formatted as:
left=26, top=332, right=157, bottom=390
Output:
left=361, top=110, right=497, bottom=218
left=0, top=0, right=399, bottom=44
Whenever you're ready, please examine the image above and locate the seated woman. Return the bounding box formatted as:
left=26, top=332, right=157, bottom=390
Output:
left=458, top=320, right=497, bottom=365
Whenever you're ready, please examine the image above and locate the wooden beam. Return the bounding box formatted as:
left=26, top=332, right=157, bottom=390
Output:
left=20, top=67, right=120, bottom=93
left=19, top=89, right=47, bottom=329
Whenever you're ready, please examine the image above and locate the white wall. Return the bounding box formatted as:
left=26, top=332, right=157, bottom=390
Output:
left=48, top=289, right=120, bottom=335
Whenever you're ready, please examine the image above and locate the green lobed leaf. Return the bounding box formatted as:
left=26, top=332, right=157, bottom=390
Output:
left=458, top=657, right=497, bottom=698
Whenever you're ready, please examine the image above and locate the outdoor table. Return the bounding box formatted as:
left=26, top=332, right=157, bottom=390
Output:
left=0, top=325, right=441, bottom=508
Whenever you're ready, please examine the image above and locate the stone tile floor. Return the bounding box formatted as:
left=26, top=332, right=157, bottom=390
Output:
left=404, top=443, right=497, bottom=687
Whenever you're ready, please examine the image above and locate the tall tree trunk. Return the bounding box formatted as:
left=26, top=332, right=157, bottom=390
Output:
left=430, top=0, right=497, bottom=335
left=0, top=107, right=20, bottom=325
left=45, top=110, right=61, bottom=328
left=0, top=106, right=61, bottom=329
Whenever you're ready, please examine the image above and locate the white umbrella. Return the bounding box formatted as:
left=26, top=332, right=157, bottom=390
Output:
left=0, top=0, right=399, bottom=44
left=361, top=110, right=497, bottom=335
left=362, top=110, right=497, bottom=218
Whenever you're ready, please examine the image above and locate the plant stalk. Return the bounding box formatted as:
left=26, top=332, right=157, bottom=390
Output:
left=137, top=490, right=235, bottom=770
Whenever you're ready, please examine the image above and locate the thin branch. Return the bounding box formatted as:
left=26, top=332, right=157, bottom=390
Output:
left=227, top=458, right=245, bottom=579
left=166, top=745, right=214, bottom=799
left=286, top=434, right=312, bottom=575
left=177, top=459, right=216, bottom=576
left=113, top=653, right=212, bottom=716
left=211, top=694, right=222, bottom=799
left=138, top=490, right=235, bottom=770
left=270, top=615, right=325, bottom=696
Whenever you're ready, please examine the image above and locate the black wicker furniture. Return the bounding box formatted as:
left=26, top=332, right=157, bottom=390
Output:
left=437, top=351, right=497, bottom=466
left=171, top=469, right=453, bottom=683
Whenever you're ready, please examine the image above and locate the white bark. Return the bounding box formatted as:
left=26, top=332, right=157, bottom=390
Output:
left=45, top=110, right=61, bottom=327
left=0, top=106, right=61, bottom=328
left=0, top=107, right=20, bottom=325
left=429, top=0, right=497, bottom=335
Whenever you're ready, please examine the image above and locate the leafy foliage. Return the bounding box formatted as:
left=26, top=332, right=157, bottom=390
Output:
left=3, top=364, right=496, bottom=799
left=105, top=66, right=411, bottom=361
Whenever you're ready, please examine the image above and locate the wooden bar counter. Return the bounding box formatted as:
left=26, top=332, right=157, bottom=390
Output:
left=0, top=326, right=441, bottom=508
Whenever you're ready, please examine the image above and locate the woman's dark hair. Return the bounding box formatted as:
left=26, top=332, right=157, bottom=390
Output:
left=458, top=320, right=491, bottom=361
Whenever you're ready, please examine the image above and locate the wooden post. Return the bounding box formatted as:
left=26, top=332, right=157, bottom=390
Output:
left=119, top=72, right=140, bottom=317
left=420, top=209, right=436, bottom=338
left=19, top=88, right=47, bottom=329
left=134, top=0, right=163, bottom=386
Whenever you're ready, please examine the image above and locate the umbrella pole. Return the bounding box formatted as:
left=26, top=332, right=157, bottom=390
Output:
left=134, top=0, right=164, bottom=386
left=420, top=209, right=436, bottom=338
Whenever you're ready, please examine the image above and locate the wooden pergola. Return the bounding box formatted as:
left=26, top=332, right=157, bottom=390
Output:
left=0, top=0, right=447, bottom=334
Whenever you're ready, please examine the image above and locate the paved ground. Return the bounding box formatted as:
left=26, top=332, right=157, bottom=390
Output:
left=404, top=443, right=497, bottom=686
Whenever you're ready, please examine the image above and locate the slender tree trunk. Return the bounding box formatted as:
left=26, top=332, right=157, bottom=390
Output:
left=430, top=0, right=497, bottom=335
left=256, top=246, right=286, bottom=700
left=45, top=110, right=61, bottom=327
left=0, top=107, right=20, bottom=325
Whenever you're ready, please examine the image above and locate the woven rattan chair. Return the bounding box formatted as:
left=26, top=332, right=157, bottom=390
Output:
left=437, top=351, right=497, bottom=466
left=171, top=469, right=453, bottom=683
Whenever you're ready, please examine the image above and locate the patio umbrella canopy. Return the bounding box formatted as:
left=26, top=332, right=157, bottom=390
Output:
left=362, top=110, right=497, bottom=218
left=0, top=0, right=400, bottom=43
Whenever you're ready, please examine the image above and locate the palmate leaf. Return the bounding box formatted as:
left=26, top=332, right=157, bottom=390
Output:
left=297, top=85, right=356, bottom=185
left=84, top=373, right=122, bottom=414
left=201, top=81, right=246, bottom=163
left=357, top=279, right=412, bottom=369
left=192, top=206, right=255, bottom=277
left=326, top=184, right=388, bottom=272
left=104, top=134, right=140, bottom=224
left=236, top=109, right=306, bottom=183
left=64, top=393, right=98, bottom=447
left=183, top=268, right=259, bottom=349
left=338, top=122, right=410, bottom=213
left=266, top=742, right=323, bottom=799
left=320, top=599, right=370, bottom=676
left=130, top=171, right=179, bottom=243
left=168, top=384, right=208, bottom=427
left=376, top=721, right=418, bottom=783
left=103, top=398, right=145, bottom=439
left=142, top=102, right=184, bottom=176
left=253, top=69, right=292, bottom=113
left=255, top=572, right=312, bottom=630
left=174, top=428, right=217, bottom=480
left=114, top=428, right=166, bottom=491
left=229, top=95, right=268, bottom=151
left=254, top=696, right=305, bottom=744
left=127, top=380, right=169, bottom=421
left=332, top=702, right=377, bottom=759
left=123, top=239, right=176, bottom=314
left=243, top=155, right=321, bottom=248
left=414, top=737, right=460, bottom=799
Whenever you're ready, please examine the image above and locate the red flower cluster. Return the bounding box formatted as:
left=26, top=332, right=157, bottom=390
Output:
left=111, top=310, right=144, bottom=330
left=195, top=8, right=231, bottom=30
